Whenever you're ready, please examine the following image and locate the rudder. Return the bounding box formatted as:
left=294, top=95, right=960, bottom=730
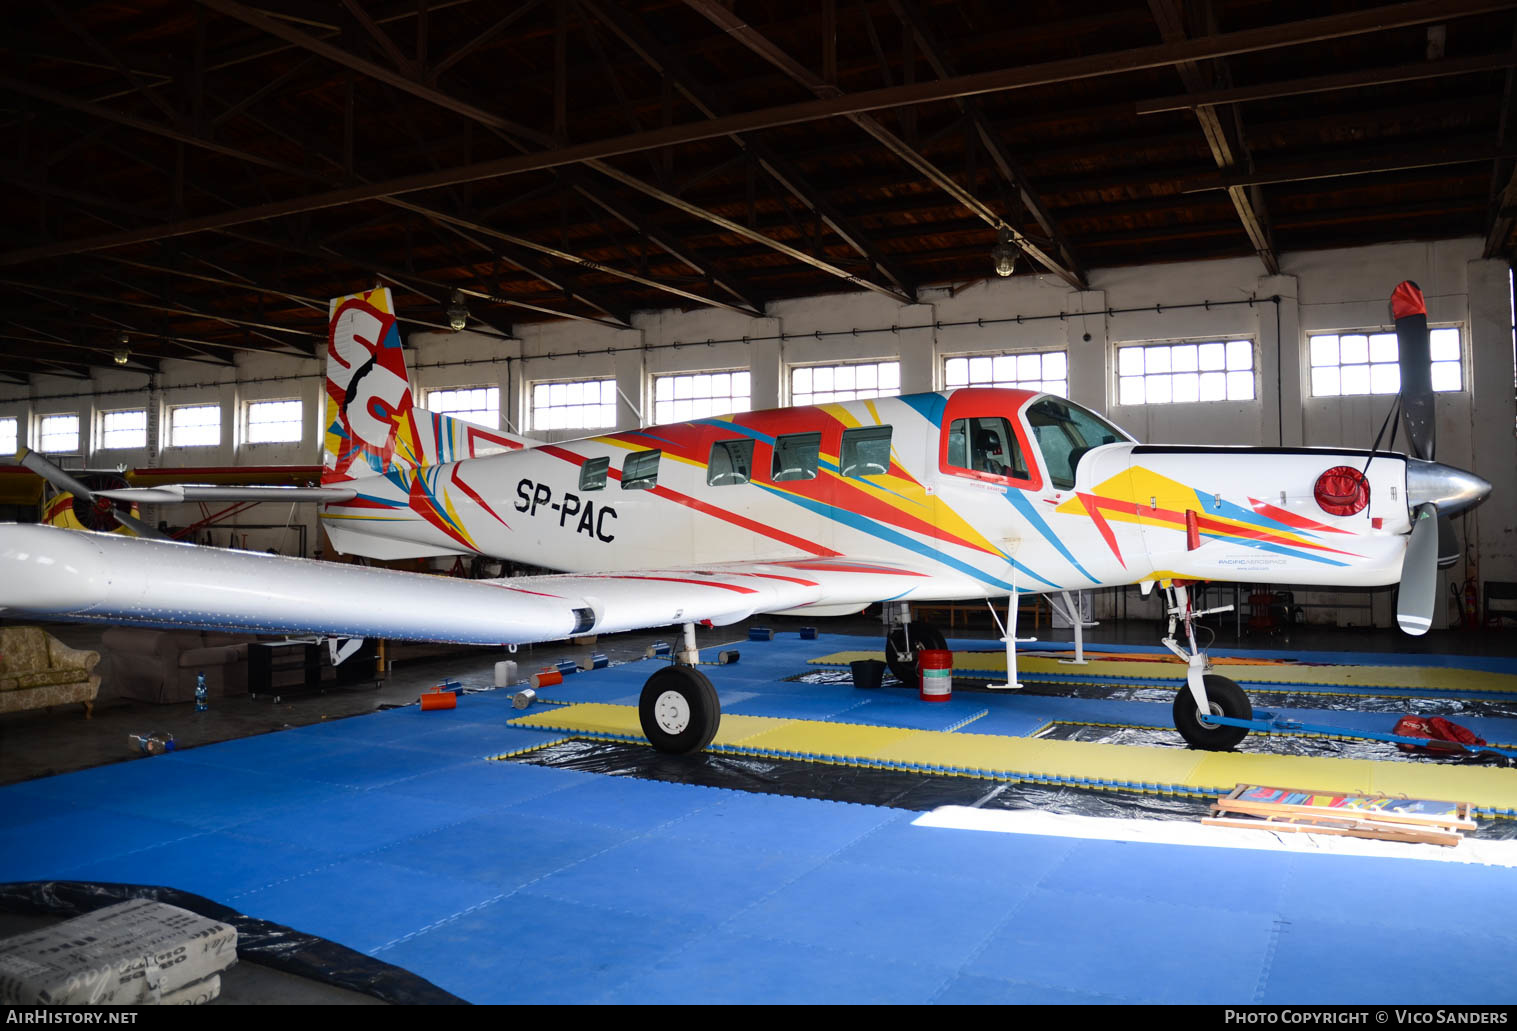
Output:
left=323, top=287, right=534, bottom=484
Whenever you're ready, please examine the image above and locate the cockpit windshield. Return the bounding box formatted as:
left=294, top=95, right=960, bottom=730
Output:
left=1026, top=397, right=1130, bottom=490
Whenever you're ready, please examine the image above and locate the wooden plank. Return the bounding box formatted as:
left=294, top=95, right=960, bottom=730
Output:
left=1202, top=815, right=1460, bottom=847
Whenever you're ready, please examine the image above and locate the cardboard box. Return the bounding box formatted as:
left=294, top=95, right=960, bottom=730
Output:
left=0, top=900, right=237, bottom=1005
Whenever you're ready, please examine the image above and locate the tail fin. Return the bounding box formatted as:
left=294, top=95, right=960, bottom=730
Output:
left=323, top=288, right=534, bottom=483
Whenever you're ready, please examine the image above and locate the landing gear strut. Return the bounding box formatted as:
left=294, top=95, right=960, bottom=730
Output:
left=1161, top=583, right=1251, bottom=750
left=884, top=603, right=945, bottom=686
left=638, top=621, right=722, bottom=754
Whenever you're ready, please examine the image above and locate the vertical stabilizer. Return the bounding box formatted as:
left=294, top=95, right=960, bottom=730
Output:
left=323, top=288, right=534, bottom=484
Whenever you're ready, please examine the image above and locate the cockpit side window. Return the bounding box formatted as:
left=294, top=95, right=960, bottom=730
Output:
left=1026, top=397, right=1125, bottom=490
left=945, top=416, right=1027, bottom=479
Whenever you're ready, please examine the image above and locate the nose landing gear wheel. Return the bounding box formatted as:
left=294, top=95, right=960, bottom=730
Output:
left=1173, top=674, right=1252, bottom=750
left=885, top=623, right=946, bottom=686
left=639, top=664, right=721, bottom=754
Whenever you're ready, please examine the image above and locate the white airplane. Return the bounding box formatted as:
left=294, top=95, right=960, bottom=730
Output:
left=0, top=283, right=1490, bottom=755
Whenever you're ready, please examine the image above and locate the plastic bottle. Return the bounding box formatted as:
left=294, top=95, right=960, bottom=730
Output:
left=128, top=732, right=176, bottom=756
left=195, top=671, right=208, bottom=712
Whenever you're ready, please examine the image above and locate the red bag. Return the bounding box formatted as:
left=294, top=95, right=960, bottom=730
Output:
left=1392, top=714, right=1487, bottom=754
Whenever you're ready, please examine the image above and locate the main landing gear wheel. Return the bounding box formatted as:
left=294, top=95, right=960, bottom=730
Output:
left=639, top=664, right=721, bottom=755
left=885, top=623, right=946, bottom=686
left=1173, top=674, right=1252, bottom=751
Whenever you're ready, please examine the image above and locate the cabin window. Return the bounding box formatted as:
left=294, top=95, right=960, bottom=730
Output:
left=840, top=426, right=892, bottom=477
left=621, top=449, right=661, bottom=490
left=945, top=417, right=1025, bottom=479
left=1026, top=398, right=1123, bottom=490
left=771, top=432, right=821, bottom=482
left=707, top=439, right=754, bottom=486
left=579, top=456, right=610, bottom=491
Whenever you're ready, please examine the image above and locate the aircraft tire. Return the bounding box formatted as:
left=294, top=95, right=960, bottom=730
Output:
left=1172, top=674, right=1252, bottom=750
left=885, top=623, right=947, bottom=686
left=639, top=664, right=721, bottom=754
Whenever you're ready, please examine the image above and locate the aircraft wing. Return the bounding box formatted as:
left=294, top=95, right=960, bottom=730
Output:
left=0, top=523, right=929, bottom=645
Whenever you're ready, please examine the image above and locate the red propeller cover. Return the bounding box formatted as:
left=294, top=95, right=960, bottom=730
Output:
left=1314, top=465, right=1370, bottom=517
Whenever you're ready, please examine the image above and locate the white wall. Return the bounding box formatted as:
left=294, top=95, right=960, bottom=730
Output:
left=3, top=237, right=1511, bottom=630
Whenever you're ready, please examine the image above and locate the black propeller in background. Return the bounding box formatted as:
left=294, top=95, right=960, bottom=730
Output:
left=1390, top=280, right=1445, bottom=636
left=16, top=447, right=170, bottom=541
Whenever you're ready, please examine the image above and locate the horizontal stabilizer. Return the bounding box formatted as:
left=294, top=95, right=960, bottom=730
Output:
left=97, top=484, right=358, bottom=504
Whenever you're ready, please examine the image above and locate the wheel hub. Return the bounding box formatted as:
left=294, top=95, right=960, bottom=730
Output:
left=653, top=690, right=691, bottom=735
left=1195, top=701, right=1224, bottom=729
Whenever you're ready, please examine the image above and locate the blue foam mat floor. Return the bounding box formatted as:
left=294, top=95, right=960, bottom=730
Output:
left=545, top=633, right=1517, bottom=745
left=3, top=633, right=1516, bottom=1003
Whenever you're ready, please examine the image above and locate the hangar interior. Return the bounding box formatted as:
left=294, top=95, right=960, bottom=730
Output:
left=2, top=0, right=1517, bottom=1006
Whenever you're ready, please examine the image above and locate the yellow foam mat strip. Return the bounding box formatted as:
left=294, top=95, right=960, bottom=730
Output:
left=506, top=703, right=1517, bottom=813
left=812, top=650, right=1517, bottom=693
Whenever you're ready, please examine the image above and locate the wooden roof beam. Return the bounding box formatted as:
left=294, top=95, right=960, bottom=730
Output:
left=885, top=0, right=1086, bottom=287
left=581, top=0, right=917, bottom=300
left=680, top=0, right=1085, bottom=289
left=8, top=0, right=1512, bottom=267
left=1147, top=0, right=1277, bottom=275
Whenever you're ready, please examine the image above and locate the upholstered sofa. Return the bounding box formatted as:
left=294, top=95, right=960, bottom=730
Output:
left=0, top=626, right=101, bottom=717
left=101, top=628, right=256, bottom=704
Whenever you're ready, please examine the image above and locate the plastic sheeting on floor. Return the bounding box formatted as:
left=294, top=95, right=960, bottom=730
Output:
left=0, top=880, right=466, bottom=1004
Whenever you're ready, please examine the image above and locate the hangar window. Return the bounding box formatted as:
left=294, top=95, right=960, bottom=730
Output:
left=1116, top=339, right=1254, bottom=405
left=771, top=432, right=821, bottom=482
left=945, top=351, right=1067, bottom=397
left=246, top=400, right=303, bottom=444
left=654, top=371, right=751, bottom=423
left=840, top=426, right=893, bottom=477
left=621, top=449, right=661, bottom=490
left=1308, top=328, right=1462, bottom=396
left=707, top=438, right=755, bottom=486
left=0, top=417, right=15, bottom=455
left=946, top=417, right=1027, bottom=479
left=169, top=404, right=220, bottom=447
left=39, top=413, right=80, bottom=454
left=426, top=386, right=499, bottom=429
left=100, top=409, right=147, bottom=450
left=791, top=361, right=900, bottom=407
left=579, top=456, right=610, bottom=491
left=530, top=379, right=615, bottom=432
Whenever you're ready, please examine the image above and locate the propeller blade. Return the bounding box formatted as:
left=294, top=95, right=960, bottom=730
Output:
left=16, top=446, right=100, bottom=502
left=18, top=446, right=170, bottom=541
left=1397, top=502, right=1440, bottom=636
left=1392, top=280, right=1435, bottom=461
